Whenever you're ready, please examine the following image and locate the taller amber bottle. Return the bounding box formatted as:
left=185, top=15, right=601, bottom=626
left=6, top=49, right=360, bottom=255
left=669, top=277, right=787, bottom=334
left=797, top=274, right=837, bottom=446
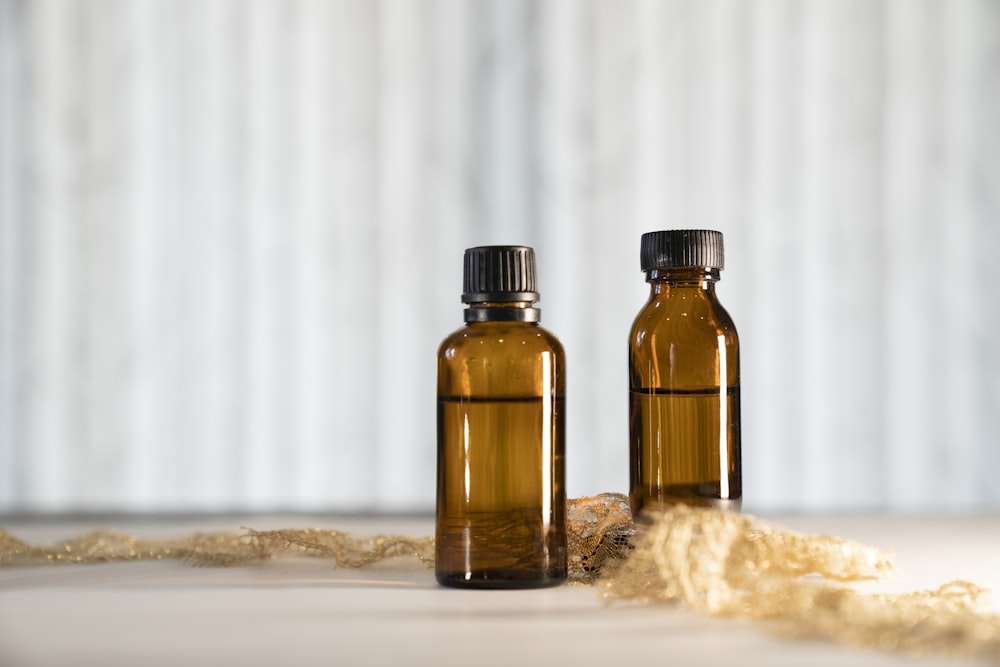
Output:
left=436, top=245, right=567, bottom=588
left=629, top=230, right=741, bottom=517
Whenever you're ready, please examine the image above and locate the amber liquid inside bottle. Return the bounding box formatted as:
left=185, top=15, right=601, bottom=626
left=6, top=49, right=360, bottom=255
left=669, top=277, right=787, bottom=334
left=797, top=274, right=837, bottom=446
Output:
left=436, top=311, right=566, bottom=588
left=629, top=268, right=741, bottom=516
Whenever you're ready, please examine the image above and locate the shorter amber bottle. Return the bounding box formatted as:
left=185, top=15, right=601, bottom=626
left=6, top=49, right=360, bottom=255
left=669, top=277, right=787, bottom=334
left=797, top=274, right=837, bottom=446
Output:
left=436, top=245, right=567, bottom=588
left=629, top=230, right=742, bottom=516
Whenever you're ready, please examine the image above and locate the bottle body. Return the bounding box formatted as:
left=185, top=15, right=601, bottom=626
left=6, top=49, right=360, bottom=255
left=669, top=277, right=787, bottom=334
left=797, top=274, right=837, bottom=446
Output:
left=629, top=266, right=742, bottom=516
left=436, top=318, right=567, bottom=588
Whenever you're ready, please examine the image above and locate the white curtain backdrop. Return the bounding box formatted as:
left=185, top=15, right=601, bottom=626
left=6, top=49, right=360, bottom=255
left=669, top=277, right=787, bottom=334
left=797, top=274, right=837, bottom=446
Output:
left=1, top=0, right=998, bottom=513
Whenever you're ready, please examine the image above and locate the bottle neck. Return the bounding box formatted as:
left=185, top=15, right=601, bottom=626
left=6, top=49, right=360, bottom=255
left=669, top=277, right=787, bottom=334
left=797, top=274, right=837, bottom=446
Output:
left=646, top=267, right=720, bottom=293
left=465, top=301, right=540, bottom=323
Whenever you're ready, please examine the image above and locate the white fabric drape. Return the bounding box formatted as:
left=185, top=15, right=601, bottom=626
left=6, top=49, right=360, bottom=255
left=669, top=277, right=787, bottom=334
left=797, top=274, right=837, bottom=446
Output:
left=1, top=0, right=998, bottom=513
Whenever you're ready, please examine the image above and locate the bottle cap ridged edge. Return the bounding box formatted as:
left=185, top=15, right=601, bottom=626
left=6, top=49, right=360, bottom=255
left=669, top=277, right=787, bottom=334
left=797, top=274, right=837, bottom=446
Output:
left=462, top=245, right=540, bottom=303
left=640, top=230, right=725, bottom=271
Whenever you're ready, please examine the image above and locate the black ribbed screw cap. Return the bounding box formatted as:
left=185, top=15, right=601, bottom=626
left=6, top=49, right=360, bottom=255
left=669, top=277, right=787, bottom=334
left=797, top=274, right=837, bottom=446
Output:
left=462, top=245, right=540, bottom=303
left=640, top=230, right=725, bottom=271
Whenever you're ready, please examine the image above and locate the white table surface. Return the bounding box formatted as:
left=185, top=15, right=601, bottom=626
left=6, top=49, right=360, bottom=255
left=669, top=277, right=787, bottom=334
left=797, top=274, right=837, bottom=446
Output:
left=1, top=514, right=997, bottom=667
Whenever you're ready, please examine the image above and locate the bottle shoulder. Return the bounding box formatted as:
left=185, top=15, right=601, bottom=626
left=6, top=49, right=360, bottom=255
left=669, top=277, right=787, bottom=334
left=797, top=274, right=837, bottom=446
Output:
left=439, top=322, right=564, bottom=357
left=438, top=321, right=565, bottom=397
left=630, top=290, right=738, bottom=341
left=629, top=290, right=739, bottom=389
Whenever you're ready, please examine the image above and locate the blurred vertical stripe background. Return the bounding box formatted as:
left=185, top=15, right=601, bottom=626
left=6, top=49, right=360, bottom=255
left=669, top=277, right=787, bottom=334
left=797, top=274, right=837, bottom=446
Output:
left=0, top=0, right=998, bottom=513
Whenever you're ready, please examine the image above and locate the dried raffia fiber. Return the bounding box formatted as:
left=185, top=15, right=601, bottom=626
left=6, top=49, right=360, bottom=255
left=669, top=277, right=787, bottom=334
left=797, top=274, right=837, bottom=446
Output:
left=0, top=494, right=631, bottom=580
left=600, top=506, right=1000, bottom=662
left=0, top=525, right=433, bottom=568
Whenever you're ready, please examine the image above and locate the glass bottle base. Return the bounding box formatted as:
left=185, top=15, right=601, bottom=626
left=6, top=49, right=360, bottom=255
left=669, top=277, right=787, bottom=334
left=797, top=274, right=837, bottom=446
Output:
left=630, top=485, right=742, bottom=520
left=436, top=570, right=566, bottom=590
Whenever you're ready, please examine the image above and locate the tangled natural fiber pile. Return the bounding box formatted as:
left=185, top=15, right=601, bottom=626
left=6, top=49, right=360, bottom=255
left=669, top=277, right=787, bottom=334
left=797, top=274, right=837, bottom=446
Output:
left=601, top=505, right=1000, bottom=661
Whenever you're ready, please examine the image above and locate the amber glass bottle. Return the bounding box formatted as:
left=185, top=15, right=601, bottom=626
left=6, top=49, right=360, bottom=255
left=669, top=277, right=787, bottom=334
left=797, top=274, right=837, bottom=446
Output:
left=436, top=245, right=567, bottom=588
left=629, top=230, right=741, bottom=517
